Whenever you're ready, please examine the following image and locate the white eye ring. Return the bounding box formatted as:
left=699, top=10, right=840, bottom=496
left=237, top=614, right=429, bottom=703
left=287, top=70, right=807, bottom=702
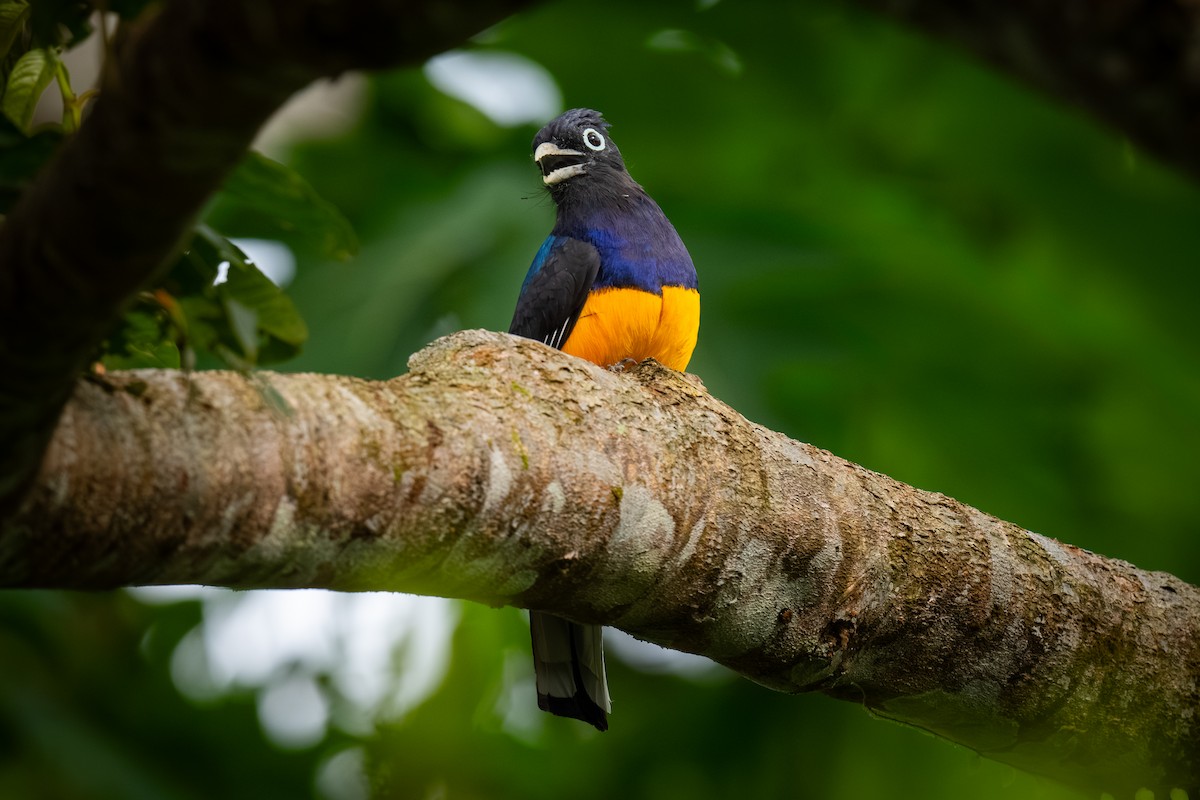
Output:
left=582, top=128, right=606, bottom=151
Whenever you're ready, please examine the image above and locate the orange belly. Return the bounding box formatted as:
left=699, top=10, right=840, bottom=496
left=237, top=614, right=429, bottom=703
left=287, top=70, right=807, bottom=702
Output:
left=561, top=286, right=700, bottom=371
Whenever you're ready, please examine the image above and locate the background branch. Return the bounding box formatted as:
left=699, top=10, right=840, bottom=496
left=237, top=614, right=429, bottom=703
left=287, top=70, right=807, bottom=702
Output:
left=852, top=0, right=1200, bottom=181
left=4, top=330, right=1196, bottom=795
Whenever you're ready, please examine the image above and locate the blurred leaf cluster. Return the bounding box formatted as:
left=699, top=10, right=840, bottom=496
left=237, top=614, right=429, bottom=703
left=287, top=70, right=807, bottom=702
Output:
left=5, top=0, right=1200, bottom=798
left=0, top=0, right=153, bottom=135
left=0, top=0, right=353, bottom=373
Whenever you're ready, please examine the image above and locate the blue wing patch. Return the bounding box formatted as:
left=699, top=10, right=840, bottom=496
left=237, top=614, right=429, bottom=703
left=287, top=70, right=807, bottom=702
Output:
left=520, top=235, right=560, bottom=293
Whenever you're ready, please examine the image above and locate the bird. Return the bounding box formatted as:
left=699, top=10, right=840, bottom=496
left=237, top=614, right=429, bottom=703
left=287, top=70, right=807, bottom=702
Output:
left=507, top=108, right=700, bottom=731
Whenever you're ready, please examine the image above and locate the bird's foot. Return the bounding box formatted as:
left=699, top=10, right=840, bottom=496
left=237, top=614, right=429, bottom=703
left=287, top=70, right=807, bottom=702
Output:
left=608, top=358, right=640, bottom=373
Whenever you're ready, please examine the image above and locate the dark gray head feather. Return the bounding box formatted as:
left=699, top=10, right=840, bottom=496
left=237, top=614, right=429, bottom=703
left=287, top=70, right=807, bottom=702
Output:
left=532, top=108, right=630, bottom=192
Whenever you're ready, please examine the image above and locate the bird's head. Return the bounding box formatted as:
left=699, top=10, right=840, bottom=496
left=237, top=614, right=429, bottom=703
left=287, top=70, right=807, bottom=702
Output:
left=532, top=108, right=628, bottom=191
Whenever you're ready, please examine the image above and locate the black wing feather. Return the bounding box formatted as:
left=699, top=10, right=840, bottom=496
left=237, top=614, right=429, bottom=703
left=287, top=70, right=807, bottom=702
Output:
left=508, top=238, right=600, bottom=349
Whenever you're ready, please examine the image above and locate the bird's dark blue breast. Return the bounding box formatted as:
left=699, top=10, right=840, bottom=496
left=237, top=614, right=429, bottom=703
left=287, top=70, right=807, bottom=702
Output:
left=555, top=196, right=697, bottom=294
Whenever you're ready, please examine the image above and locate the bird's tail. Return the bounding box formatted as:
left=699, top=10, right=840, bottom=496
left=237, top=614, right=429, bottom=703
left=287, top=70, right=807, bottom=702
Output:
left=529, top=611, right=610, bottom=731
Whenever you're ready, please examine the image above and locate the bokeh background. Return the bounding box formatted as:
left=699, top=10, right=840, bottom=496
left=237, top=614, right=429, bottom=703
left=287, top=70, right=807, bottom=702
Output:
left=5, top=0, right=1200, bottom=797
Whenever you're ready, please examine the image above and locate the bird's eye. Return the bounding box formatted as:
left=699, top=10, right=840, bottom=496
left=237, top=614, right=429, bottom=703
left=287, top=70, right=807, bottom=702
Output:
left=582, top=128, right=606, bottom=151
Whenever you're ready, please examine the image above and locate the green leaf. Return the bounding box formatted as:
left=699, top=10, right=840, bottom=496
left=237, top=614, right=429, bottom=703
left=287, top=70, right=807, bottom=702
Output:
left=52, top=53, right=75, bottom=131
left=205, top=151, right=358, bottom=260
left=169, top=236, right=223, bottom=296
left=223, top=297, right=259, bottom=361
left=2, top=47, right=57, bottom=133
left=173, top=294, right=221, bottom=368
left=136, top=228, right=308, bottom=370
left=101, top=311, right=181, bottom=371
left=0, top=1, right=30, bottom=64
left=220, top=248, right=309, bottom=349
left=189, top=227, right=309, bottom=366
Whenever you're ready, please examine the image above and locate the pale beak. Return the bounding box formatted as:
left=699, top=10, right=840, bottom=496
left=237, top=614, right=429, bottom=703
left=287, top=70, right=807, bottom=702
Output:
left=534, top=142, right=587, bottom=185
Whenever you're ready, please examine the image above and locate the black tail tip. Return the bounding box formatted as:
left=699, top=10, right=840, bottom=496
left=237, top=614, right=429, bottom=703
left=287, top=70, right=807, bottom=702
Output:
left=538, top=692, right=608, bottom=732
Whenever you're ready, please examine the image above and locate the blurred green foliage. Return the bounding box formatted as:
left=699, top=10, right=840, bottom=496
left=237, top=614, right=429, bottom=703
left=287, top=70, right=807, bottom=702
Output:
left=4, top=0, right=1200, bottom=797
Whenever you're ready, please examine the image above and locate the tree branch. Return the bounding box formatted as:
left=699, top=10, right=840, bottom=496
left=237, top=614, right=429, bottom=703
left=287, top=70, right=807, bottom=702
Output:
left=0, top=0, right=535, bottom=510
left=3, top=329, right=1196, bottom=795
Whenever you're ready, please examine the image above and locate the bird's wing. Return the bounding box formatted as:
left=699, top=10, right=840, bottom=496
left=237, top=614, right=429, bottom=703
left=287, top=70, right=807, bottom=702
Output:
left=508, top=236, right=601, bottom=349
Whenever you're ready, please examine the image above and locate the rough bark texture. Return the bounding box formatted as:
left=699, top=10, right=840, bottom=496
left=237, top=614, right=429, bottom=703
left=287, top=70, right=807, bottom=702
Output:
left=0, top=0, right=535, bottom=510
left=3, top=330, right=1196, bottom=795
left=852, top=0, right=1200, bottom=182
